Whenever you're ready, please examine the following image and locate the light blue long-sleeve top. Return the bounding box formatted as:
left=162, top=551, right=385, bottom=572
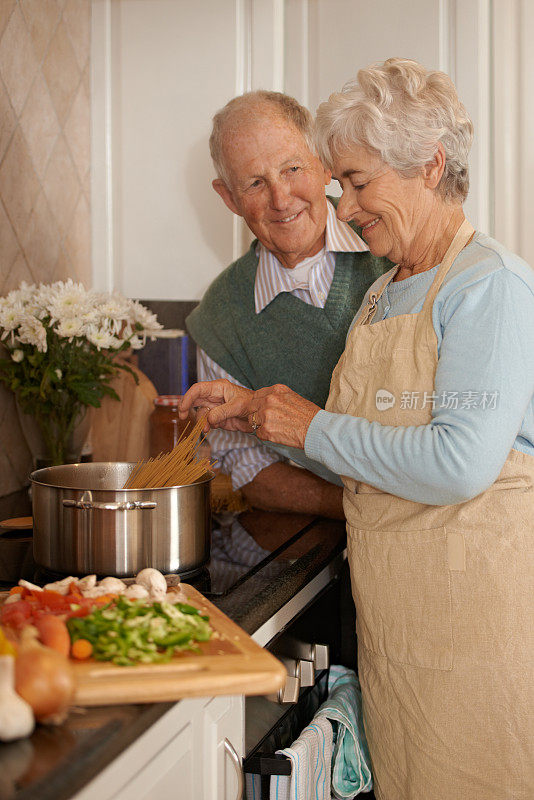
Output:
left=304, top=232, right=534, bottom=505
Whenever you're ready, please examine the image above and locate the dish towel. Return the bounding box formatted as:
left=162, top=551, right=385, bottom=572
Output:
left=271, top=716, right=333, bottom=800
left=315, top=665, right=373, bottom=798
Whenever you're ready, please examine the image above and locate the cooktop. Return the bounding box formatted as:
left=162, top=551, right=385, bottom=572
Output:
left=0, top=512, right=318, bottom=599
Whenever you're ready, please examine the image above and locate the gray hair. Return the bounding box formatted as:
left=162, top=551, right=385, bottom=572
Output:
left=210, top=90, right=315, bottom=186
left=315, top=58, right=474, bottom=203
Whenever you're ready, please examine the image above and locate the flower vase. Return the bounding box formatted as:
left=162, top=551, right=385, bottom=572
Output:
left=16, top=403, right=93, bottom=469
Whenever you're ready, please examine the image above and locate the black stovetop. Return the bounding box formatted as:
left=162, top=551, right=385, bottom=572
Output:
left=0, top=512, right=319, bottom=598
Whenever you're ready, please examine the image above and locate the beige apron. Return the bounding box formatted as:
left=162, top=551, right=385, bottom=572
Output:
left=326, top=220, right=534, bottom=800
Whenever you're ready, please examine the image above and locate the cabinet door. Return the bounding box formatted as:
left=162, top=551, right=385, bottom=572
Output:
left=112, top=717, right=197, bottom=800
left=73, top=696, right=244, bottom=800
left=202, top=695, right=244, bottom=800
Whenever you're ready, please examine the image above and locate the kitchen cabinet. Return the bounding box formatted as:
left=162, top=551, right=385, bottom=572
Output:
left=72, top=695, right=244, bottom=800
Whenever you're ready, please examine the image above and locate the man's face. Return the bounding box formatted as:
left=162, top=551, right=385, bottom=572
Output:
left=213, top=111, right=331, bottom=269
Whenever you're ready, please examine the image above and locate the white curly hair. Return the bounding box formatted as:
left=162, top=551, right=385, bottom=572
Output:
left=315, top=58, right=474, bottom=203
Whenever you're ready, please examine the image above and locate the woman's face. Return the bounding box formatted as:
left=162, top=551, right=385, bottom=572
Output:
left=332, top=145, right=430, bottom=265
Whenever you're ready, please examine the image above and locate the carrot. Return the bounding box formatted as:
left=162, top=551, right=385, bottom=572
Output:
left=8, top=586, right=24, bottom=595
left=93, top=594, right=118, bottom=606
left=71, top=638, right=93, bottom=660
left=34, top=614, right=71, bottom=657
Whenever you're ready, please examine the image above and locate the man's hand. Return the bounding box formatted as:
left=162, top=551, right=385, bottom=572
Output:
left=179, top=380, right=321, bottom=450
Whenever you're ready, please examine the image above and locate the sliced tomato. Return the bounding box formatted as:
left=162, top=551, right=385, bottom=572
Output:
left=1, top=587, right=118, bottom=632
left=36, top=590, right=74, bottom=611
left=0, top=599, right=32, bottom=631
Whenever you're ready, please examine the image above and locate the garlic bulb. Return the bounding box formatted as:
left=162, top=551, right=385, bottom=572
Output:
left=0, top=656, right=35, bottom=742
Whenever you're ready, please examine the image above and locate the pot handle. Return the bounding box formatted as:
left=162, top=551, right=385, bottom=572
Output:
left=63, top=498, right=157, bottom=511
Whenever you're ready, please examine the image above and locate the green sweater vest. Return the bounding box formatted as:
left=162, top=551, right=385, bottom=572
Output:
left=186, top=210, right=392, bottom=407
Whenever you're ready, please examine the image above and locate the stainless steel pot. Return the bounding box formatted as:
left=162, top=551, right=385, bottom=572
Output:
left=30, top=462, right=213, bottom=577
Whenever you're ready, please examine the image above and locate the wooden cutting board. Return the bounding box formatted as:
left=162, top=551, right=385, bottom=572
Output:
left=2, top=585, right=286, bottom=706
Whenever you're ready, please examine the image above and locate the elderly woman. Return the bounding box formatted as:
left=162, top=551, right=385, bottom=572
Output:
left=180, top=59, right=534, bottom=799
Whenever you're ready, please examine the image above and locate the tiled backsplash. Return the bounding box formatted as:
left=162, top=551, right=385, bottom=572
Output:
left=0, top=0, right=91, bottom=498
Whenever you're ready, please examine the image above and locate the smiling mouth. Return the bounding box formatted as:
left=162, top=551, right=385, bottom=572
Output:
left=273, top=209, right=304, bottom=224
left=362, top=217, right=380, bottom=232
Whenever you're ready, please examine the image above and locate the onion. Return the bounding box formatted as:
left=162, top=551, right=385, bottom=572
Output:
left=14, top=626, right=75, bottom=724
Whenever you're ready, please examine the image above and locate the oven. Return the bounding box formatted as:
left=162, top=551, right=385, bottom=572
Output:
left=243, top=557, right=363, bottom=799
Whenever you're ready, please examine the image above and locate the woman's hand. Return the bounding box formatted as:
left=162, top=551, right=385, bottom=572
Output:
left=179, top=380, right=321, bottom=450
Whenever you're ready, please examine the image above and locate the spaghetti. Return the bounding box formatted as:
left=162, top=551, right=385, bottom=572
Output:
left=123, top=417, right=212, bottom=489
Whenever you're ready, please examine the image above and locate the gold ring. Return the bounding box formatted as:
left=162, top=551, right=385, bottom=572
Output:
left=251, top=412, right=260, bottom=432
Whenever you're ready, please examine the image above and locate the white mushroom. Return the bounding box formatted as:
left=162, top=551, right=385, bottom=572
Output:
left=97, top=577, right=126, bottom=594
left=123, top=584, right=149, bottom=600
left=135, top=568, right=168, bottom=600
left=76, top=575, right=97, bottom=592
left=82, top=585, right=117, bottom=599
left=43, top=577, right=77, bottom=594
left=18, top=581, right=42, bottom=593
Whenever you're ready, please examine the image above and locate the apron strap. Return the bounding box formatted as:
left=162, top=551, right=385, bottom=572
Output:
left=355, top=270, right=397, bottom=326
left=421, top=219, right=475, bottom=315
left=356, top=219, right=474, bottom=328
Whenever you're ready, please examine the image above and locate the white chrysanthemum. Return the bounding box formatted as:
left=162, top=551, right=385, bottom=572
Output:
left=0, top=306, right=24, bottom=337
left=18, top=316, right=47, bottom=353
left=26, top=300, right=47, bottom=320
left=86, top=325, right=118, bottom=351
left=34, top=283, right=54, bottom=309
left=128, top=334, right=144, bottom=350
left=128, top=300, right=162, bottom=334
left=11, top=349, right=24, bottom=363
left=97, top=292, right=130, bottom=322
left=47, top=279, right=94, bottom=323
left=55, top=368, right=62, bottom=379
left=80, top=308, right=100, bottom=328
left=1, top=283, right=162, bottom=368
left=56, top=318, right=85, bottom=340
left=6, top=282, right=36, bottom=306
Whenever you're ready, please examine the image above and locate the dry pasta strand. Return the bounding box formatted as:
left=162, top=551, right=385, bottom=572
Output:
left=123, top=417, right=212, bottom=489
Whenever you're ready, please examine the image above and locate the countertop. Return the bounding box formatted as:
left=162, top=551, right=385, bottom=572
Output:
left=0, top=492, right=346, bottom=800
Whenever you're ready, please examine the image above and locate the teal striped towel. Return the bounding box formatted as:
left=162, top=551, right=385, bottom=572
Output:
left=315, top=665, right=373, bottom=798
left=272, top=716, right=333, bottom=800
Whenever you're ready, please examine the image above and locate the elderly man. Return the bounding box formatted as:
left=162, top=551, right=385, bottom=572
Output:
left=186, top=91, right=391, bottom=518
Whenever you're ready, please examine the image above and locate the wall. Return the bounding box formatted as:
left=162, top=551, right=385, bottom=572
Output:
left=92, top=0, right=534, bottom=302
left=493, top=0, right=534, bottom=267
left=0, top=0, right=91, bottom=498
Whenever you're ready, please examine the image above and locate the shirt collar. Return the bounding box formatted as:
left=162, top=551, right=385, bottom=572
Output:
left=254, top=199, right=369, bottom=313
left=324, top=198, right=369, bottom=254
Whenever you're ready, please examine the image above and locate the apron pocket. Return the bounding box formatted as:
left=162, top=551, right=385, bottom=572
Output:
left=347, top=525, right=453, bottom=671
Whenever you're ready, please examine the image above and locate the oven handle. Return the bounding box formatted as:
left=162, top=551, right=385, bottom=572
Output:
left=223, top=738, right=243, bottom=800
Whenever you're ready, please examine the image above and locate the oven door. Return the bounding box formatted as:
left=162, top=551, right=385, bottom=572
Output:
left=243, top=560, right=358, bottom=798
